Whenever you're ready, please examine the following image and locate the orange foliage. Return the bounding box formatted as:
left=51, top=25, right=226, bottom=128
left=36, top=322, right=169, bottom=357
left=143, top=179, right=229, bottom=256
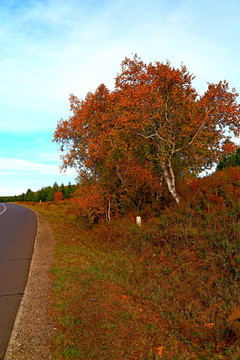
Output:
left=179, top=166, right=240, bottom=211
left=54, top=55, right=240, bottom=217
left=70, top=181, right=110, bottom=223
left=54, top=191, right=64, bottom=202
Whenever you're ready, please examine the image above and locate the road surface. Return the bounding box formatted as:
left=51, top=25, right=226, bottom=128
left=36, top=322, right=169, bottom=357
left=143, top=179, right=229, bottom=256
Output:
left=0, top=203, right=37, bottom=359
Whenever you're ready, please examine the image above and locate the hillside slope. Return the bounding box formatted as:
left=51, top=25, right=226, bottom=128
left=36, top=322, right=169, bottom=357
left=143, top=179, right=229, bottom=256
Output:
left=30, top=167, right=240, bottom=359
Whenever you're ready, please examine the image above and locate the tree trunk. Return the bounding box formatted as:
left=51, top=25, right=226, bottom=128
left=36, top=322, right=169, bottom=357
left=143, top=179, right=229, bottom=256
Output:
left=161, top=160, right=180, bottom=204
left=106, top=199, right=111, bottom=222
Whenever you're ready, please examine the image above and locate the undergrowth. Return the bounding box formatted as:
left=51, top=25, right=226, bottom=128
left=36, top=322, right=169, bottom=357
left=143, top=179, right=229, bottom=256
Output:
left=28, top=167, right=240, bottom=359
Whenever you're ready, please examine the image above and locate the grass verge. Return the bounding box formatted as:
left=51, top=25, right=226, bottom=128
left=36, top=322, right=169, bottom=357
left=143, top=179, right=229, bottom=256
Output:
left=25, top=168, right=240, bottom=359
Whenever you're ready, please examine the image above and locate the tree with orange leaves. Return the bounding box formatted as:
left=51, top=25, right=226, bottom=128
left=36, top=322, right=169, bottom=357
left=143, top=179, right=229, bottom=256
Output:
left=54, top=190, right=64, bottom=202
left=54, top=55, right=240, bottom=206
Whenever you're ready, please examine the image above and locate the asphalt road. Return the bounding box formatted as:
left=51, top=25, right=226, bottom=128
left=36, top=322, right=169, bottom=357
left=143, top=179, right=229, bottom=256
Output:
left=0, top=203, right=37, bottom=359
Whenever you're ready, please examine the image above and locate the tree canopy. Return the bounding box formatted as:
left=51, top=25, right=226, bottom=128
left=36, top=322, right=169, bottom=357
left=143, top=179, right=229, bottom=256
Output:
left=217, top=148, right=240, bottom=170
left=54, top=55, right=240, bottom=214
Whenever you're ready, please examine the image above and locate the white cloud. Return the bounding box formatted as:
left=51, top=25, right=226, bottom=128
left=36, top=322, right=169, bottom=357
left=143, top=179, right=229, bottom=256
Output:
left=0, top=0, right=239, bottom=196
left=0, top=154, right=77, bottom=195
left=0, top=0, right=239, bottom=133
left=0, top=156, right=75, bottom=176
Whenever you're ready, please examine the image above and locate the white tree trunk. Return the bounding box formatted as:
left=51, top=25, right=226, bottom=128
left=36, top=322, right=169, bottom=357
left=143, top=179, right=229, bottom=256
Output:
left=106, top=199, right=111, bottom=222
left=161, top=160, right=180, bottom=204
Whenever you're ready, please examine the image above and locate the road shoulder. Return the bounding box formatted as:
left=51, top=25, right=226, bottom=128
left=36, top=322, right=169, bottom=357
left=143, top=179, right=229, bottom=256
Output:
left=4, top=210, right=55, bottom=360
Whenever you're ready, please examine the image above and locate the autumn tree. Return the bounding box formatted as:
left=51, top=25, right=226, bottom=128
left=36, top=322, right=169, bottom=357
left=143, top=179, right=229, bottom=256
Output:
left=113, top=56, right=240, bottom=203
left=54, top=55, right=240, bottom=207
left=54, top=190, right=64, bottom=202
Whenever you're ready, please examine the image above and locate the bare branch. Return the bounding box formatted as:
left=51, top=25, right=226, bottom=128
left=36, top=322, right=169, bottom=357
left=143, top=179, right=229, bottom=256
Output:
left=116, top=166, right=124, bottom=183
left=135, top=131, right=175, bottom=145
left=175, top=118, right=207, bottom=154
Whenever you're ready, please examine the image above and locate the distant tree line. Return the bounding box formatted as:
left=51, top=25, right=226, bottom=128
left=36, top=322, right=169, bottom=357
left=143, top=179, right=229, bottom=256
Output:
left=217, top=148, right=240, bottom=170
left=0, top=182, right=77, bottom=203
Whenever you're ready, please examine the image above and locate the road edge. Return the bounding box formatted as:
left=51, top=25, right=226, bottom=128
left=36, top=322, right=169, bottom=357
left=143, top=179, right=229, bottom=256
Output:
left=4, top=208, right=55, bottom=359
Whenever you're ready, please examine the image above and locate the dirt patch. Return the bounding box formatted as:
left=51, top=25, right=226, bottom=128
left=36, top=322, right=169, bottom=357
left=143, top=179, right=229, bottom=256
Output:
left=4, top=210, right=55, bottom=360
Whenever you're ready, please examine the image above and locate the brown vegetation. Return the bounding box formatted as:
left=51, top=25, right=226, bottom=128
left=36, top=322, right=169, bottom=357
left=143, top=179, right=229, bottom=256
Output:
left=29, top=167, right=240, bottom=359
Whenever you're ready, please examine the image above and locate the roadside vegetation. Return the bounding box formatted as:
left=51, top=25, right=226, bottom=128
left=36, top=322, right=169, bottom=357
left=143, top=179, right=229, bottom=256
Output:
left=27, top=166, right=240, bottom=359
left=11, top=56, right=240, bottom=358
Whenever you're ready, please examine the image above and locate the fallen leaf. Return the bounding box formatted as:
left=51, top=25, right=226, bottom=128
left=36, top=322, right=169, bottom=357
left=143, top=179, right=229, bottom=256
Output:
left=204, top=322, right=214, bottom=329
left=157, top=345, right=163, bottom=356
left=121, top=294, right=127, bottom=299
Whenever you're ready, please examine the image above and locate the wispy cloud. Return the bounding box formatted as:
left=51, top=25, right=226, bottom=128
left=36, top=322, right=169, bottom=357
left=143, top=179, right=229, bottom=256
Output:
left=0, top=0, right=238, bottom=133
left=0, top=155, right=75, bottom=176
left=0, top=0, right=239, bottom=195
left=0, top=154, right=77, bottom=196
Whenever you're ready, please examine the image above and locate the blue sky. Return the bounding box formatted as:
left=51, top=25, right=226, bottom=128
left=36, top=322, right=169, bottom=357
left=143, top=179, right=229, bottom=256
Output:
left=0, top=0, right=240, bottom=196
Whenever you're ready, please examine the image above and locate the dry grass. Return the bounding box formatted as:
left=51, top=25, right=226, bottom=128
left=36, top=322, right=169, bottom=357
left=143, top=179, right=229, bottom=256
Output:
left=27, top=169, right=240, bottom=359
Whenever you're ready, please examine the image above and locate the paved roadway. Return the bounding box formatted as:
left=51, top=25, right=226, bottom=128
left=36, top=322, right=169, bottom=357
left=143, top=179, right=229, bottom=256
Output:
left=0, top=203, right=37, bottom=359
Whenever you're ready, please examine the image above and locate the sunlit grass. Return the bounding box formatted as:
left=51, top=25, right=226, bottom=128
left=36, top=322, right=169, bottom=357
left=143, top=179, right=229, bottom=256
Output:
left=25, top=168, right=240, bottom=359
